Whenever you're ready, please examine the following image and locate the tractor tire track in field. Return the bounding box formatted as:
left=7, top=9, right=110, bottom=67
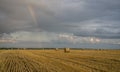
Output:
left=30, top=52, right=106, bottom=72
left=0, top=50, right=49, bottom=72
left=0, top=50, right=80, bottom=72
left=30, top=50, right=120, bottom=72
left=0, top=50, right=120, bottom=72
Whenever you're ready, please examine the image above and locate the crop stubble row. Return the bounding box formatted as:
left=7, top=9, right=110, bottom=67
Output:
left=0, top=50, right=120, bottom=72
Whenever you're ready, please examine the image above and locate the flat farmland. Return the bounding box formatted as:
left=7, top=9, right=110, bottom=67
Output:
left=0, top=50, right=120, bottom=72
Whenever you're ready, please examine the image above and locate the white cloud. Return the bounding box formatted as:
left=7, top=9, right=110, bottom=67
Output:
left=0, top=31, right=119, bottom=44
left=0, top=31, right=120, bottom=48
left=9, top=31, right=58, bottom=42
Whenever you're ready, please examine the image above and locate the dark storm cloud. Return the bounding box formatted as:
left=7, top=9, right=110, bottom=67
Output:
left=0, top=0, right=32, bottom=33
left=74, top=32, right=120, bottom=39
left=74, top=23, right=120, bottom=39
left=55, top=0, right=120, bottom=22
left=35, top=0, right=120, bottom=39
left=0, top=0, right=53, bottom=33
left=0, top=0, right=120, bottom=40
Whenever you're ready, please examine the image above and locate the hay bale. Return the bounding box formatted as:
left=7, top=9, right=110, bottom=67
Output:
left=64, top=48, right=70, bottom=53
left=55, top=48, right=59, bottom=51
left=98, top=49, right=102, bottom=51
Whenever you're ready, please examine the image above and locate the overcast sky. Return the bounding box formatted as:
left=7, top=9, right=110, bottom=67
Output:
left=0, top=0, right=120, bottom=48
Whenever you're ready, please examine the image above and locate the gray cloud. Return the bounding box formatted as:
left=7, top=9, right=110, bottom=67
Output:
left=0, top=0, right=120, bottom=48
left=74, top=21, right=120, bottom=39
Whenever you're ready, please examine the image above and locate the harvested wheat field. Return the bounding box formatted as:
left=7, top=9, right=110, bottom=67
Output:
left=0, top=50, right=120, bottom=72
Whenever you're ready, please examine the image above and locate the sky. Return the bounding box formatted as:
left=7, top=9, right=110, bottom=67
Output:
left=0, top=0, right=120, bottom=49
